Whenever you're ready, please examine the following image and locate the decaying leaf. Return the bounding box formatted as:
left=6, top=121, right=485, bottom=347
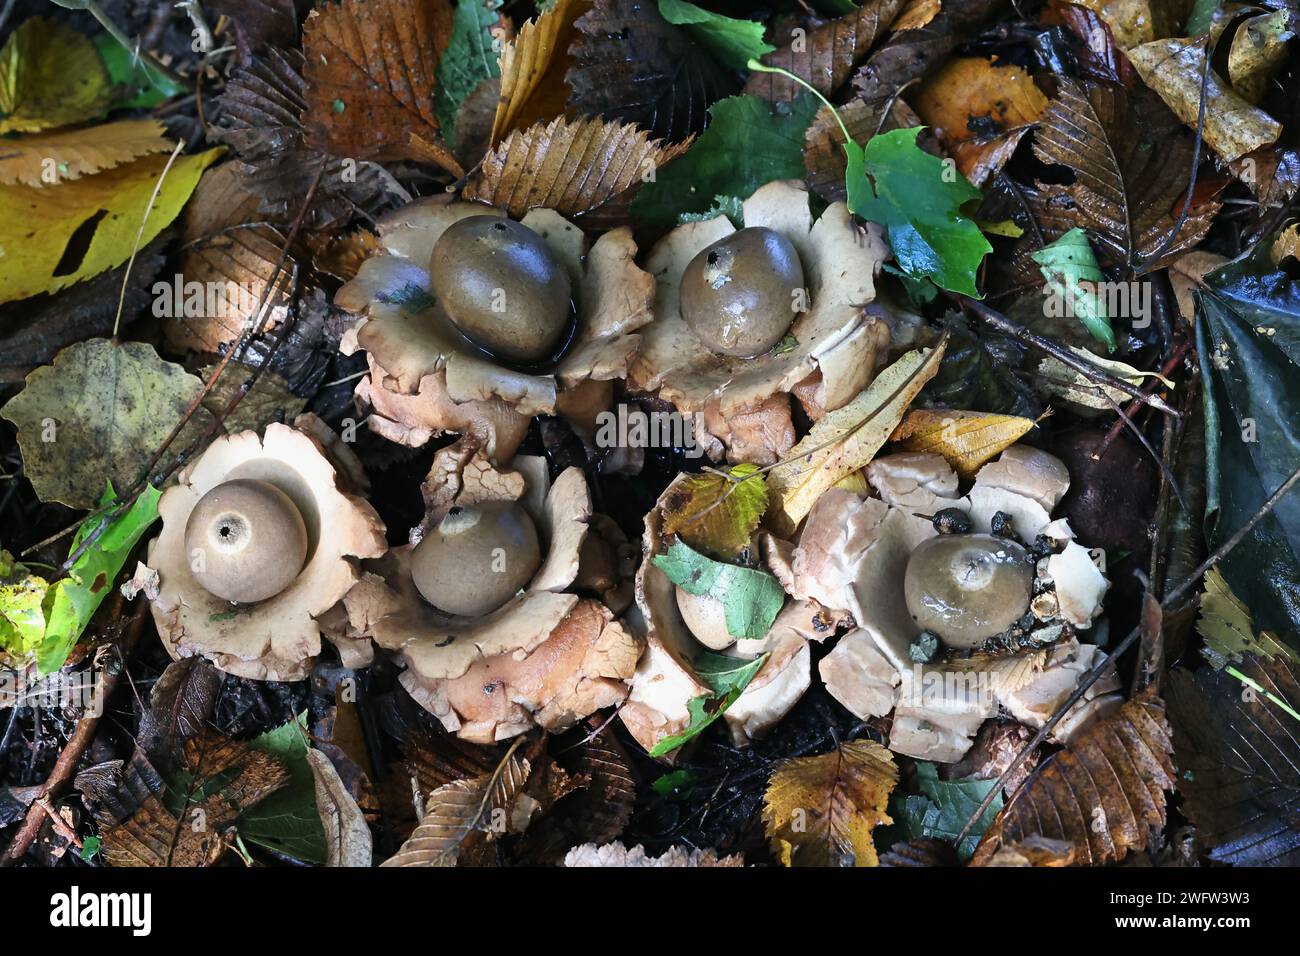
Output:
left=303, top=0, right=461, bottom=172
left=1196, top=568, right=1300, bottom=671
left=1031, top=79, right=1220, bottom=273
left=493, top=0, right=590, bottom=144
left=0, top=120, right=171, bottom=187
left=0, top=17, right=111, bottom=134
left=971, top=690, right=1175, bottom=866
left=381, top=742, right=530, bottom=867
left=0, top=551, right=48, bottom=659
left=199, top=365, right=306, bottom=436
left=0, top=148, right=220, bottom=303
left=1227, top=10, right=1295, bottom=104
left=910, top=56, right=1047, bottom=187
left=1167, top=653, right=1300, bottom=866
left=763, top=739, right=899, bottom=867
left=1126, top=36, right=1281, bottom=164
left=1, top=339, right=213, bottom=509
left=659, top=465, right=768, bottom=561
left=566, top=0, right=734, bottom=143
left=744, top=0, right=909, bottom=103
left=464, top=115, right=690, bottom=228
left=890, top=408, right=1038, bottom=477
left=768, top=342, right=946, bottom=535
left=307, top=749, right=373, bottom=867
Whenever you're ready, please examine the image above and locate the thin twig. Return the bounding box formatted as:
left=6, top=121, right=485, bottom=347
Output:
left=114, top=140, right=186, bottom=338
left=954, top=457, right=1300, bottom=847
left=959, top=296, right=1179, bottom=416
left=1094, top=342, right=1190, bottom=459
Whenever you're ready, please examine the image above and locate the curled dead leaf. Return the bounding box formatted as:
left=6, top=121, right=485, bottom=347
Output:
left=890, top=408, right=1039, bottom=477
left=492, top=0, right=591, bottom=144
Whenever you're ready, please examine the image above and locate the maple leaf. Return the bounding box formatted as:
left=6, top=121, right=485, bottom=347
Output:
left=464, top=115, right=690, bottom=229
left=565, top=0, right=735, bottom=142
left=744, top=0, right=908, bottom=103
left=1031, top=78, right=1222, bottom=274
left=303, top=0, right=461, bottom=173
left=763, top=739, right=899, bottom=867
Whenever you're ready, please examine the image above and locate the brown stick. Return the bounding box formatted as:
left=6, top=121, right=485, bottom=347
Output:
left=1093, top=341, right=1190, bottom=460
left=0, top=602, right=148, bottom=865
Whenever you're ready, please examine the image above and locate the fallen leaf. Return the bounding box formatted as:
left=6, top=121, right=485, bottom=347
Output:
left=493, top=0, right=591, bottom=144
left=0, top=17, right=111, bottom=134
left=0, top=148, right=220, bottom=303
left=890, top=408, right=1038, bottom=477
left=239, top=715, right=330, bottom=864
left=435, top=0, right=511, bottom=146
left=647, top=649, right=769, bottom=757
left=630, top=93, right=820, bottom=227
left=768, top=341, right=946, bottom=535
left=0, top=120, right=171, bottom=187
left=1227, top=10, right=1295, bottom=103
left=893, top=761, right=1003, bottom=861
left=303, top=0, right=461, bottom=171
left=382, top=741, right=530, bottom=866
left=971, top=689, right=1175, bottom=866
left=198, top=364, right=306, bottom=436
left=763, top=739, right=898, bottom=867
left=565, top=0, right=734, bottom=143
left=1, top=339, right=213, bottom=509
left=744, top=0, right=909, bottom=103
left=1030, top=228, right=1116, bottom=351
left=1196, top=567, right=1300, bottom=670
left=464, top=115, right=690, bottom=228
left=803, top=97, right=926, bottom=204
left=659, top=0, right=773, bottom=70
left=658, top=465, right=768, bottom=561
left=910, top=56, right=1047, bottom=187
left=1031, top=78, right=1220, bottom=273
left=0, top=550, right=48, bottom=658
left=1126, top=36, right=1281, bottom=164
left=1166, top=654, right=1300, bottom=866
left=307, top=749, right=373, bottom=867
left=853, top=128, right=992, bottom=296
left=652, top=540, right=785, bottom=640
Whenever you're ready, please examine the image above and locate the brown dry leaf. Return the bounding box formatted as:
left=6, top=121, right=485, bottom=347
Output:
left=892, top=0, right=941, bottom=31
left=911, top=57, right=1047, bottom=187
left=971, top=689, right=1175, bottom=866
left=306, top=227, right=380, bottom=282
left=890, top=408, right=1038, bottom=477
left=803, top=98, right=926, bottom=203
left=1167, top=250, right=1228, bottom=322
left=381, top=741, right=530, bottom=867
left=101, top=738, right=290, bottom=867
left=303, top=0, right=461, bottom=172
left=1272, top=225, right=1300, bottom=267
left=0, top=120, right=171, bottom=187
left=464, top=116, right=690, bottom=228
left=1126, top=37, right=1281, bottom=164
left=565, top=0, right=735, bottom=143
left=768, top=341, right=946, bottom=536
left=984, top=836, right=1077, bottom=866
left=763, top=739, right=899, bottom=867
left=198, top=364, right=305, bottom=436
left=492, top=0, right=591, bottom=145
left=306, top=748, right=373, bottom=867
left=745, top=0, right=909, bottom=103
left=1032, top=78, right=1222, bottom=273
left=1227, top=10, right=1295, bottom=104
left=169, top=162, right=295, bottom=354
left=0, top=17, right=111, bottom=134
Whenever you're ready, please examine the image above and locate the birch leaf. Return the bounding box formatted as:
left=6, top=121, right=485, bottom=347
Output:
left=768, top=341, right=946, bottom=534
left=1030, top=228, right=1116, bottom=352
left=763, top=739, right=898, bottom=867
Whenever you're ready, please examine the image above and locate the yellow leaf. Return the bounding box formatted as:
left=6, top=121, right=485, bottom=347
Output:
left=0, top=17, right=111, bottom=134
left=767, top=341, right=946, bottom=535
left=0, top=120, right=172, bottom=187
left=491, top=0, right=591, bottom=145
left=763, top=740, right=898, bottom=867
left=891, top=408, right=1038, bottom=477
left=1197, top=567, right=1300, bottom=670
left=0, top=147, right=221, bottom=303
left=1227, top=10, right=1294, bottom=104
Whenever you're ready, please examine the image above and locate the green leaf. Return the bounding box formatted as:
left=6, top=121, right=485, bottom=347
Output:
left=648, top=651, right=768, bottom=757
left=651, top=769, right=694, bottom=794
left=895, top=762, right=1003, bottom=862
left=37, top=483, right=161, bottom=674
left=1199, top=240, right=1300, bottom=641
left=1030, top=228, right=1116, bottom=352
left=435, top=0, right=503, bottom=146
left=1185, top=0, right=1221, bottom=35
left=238, top=714, right=328, bottom=865
left=660, top=464, right=768, bottom=561
left=94, top=34, right=183, bottom=108
left=652, top=539, right=785, bottom=639
left=678, top=194, right=745, bottom=227
left=853, top=127, right=991, bottom=297
left=631, top=94, right=819, bottom=228
left=79, top=835, right=102, bottom=861
left=658, top=0, right=773, bottom=71
left=0, top=550, right=49, bottom=657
